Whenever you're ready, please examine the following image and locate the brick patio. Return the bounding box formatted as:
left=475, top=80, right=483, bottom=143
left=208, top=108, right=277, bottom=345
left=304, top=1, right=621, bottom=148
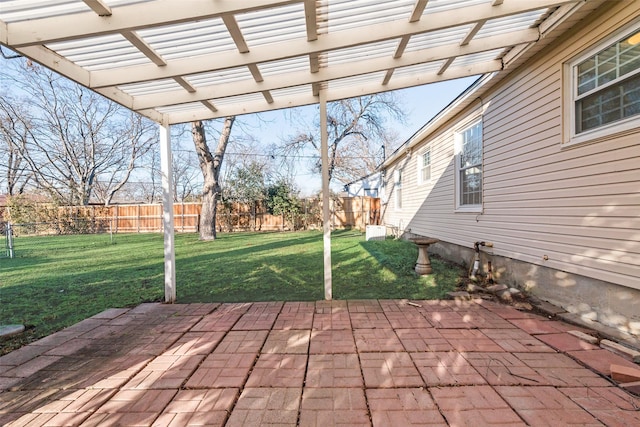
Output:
left=1, top=299, right=639, bottom=426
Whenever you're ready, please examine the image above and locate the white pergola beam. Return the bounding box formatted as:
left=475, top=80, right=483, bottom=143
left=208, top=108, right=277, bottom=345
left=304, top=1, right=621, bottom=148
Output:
left=131, top=29, right=536, bottom=111
left=325, top=61, right=500, bottom=105
left=6, top=0, right=301, bottom=47
left=87, top=0, right=569, bottom=89
left=161, top=61, right=499, bottom=124
left=15, top=45, right=92, bottom=87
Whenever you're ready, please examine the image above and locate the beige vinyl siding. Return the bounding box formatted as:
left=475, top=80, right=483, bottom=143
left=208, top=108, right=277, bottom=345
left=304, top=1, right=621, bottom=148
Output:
left=386, top=1, right=640, bottom=290
left=479, top=2, right=640, bottom=289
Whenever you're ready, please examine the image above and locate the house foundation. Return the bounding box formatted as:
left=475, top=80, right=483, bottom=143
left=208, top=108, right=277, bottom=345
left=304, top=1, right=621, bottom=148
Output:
left=424, top=239, right=640, bottom=338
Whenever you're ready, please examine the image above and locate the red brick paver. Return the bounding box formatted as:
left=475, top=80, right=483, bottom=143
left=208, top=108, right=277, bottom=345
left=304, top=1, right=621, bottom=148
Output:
left=567, top=348, right=640, bottom=377
left=226, top=388, right=301, bottom=427
left=299, top=388, right=369, bottom=426
left=507, top=317, right=567, bottom=334
left=245, top=353, right=307, bottom=388
left=360, top=352, right=424, bottom=388
left=273, top=302, right=315, bottom=330
left=213, top=330, right=268, bottom=354
left=350, top=312, right=392, bottom=329
left=495, top=386, right=602, bottom=426
left=480, top=328, right=555, bottom=353
left=411, top=351, right=486, bottom=386
left=1, top=299, right=638, bottom=426
left=430, top=385, right=526, bottom=426
left=262, top=330, right=310, bottom=354
left=535, top=332, right=599, bottom=352
left=367, top=388, right=447, bottom=426
left=353, top=328, right=404, bottom=352
left=559, top=386, right=640, bottom=427
left=191, top=303, right=250, bottom=332
left=306, top=354, right=363, bottom=388
left=232, top=302, right=282, bottom=331
left=439, top=328, right=504, bottom=352
left=395, top=328, right=453, bottom=352
left=309, top=329, right=357, bottom=354
left=124, top=354, right=204, bottom=389
left=152, top=388, right=238, bottom=427
left=186, top=353, right=256, bottom=388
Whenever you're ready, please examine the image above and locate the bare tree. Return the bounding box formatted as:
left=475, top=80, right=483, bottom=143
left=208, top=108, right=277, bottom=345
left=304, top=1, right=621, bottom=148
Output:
left=192, top=117, right=235, bottom=240
left=0, top=59, right=156, bottom=205
left=0, top=100, right=33, bottom=195
left=279, top=93, right=405, bottom=185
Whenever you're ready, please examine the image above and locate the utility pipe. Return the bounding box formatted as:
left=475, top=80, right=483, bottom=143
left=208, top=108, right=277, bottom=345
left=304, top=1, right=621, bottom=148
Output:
left=469, top=241, right=493, bottom=282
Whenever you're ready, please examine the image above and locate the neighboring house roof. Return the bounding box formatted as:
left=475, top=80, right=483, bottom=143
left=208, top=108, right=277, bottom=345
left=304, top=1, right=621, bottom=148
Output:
left=0, top=0, right=606, bottom=126
left=344, top=170, right=381, bottom=188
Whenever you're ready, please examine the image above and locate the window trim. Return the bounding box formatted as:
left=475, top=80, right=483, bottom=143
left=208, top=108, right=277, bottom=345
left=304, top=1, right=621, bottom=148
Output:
left=394, top=169, right=402, bottom=210
left=563, top=19, right=640, bottom=147
left=417, top=146, right=431, bottom=185
left=454, top=117, right=483, bottom=213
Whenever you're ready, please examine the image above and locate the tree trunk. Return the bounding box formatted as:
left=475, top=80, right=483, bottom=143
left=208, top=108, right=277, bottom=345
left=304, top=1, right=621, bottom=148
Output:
left=199, top=178, right=218, bottom=239
left=192, top=117, right=235, bottom=240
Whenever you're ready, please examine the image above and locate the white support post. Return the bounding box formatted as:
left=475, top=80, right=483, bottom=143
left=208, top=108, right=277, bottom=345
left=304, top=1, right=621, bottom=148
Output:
left=159, top=123, right=176, bottom=303
left=319, top=89, right=332, bottom=300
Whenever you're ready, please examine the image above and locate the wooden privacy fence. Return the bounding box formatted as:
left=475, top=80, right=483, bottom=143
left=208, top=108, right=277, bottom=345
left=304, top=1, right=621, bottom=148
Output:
left=109, top=197, right=380, bottom=232
left=2, top=197, right=380, bottom=234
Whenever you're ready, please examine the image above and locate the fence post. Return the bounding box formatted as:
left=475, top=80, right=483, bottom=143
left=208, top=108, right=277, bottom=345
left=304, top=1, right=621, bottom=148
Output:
left=7, top=222, right=14, bottom=259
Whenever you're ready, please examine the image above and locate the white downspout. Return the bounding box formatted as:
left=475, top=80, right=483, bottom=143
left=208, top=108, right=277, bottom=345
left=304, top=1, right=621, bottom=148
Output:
left=159, top=123, right=176, bottom=303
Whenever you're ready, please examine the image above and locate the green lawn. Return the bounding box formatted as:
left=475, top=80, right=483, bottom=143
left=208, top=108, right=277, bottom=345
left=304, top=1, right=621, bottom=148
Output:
left=0, top=230, right=464, bottom=353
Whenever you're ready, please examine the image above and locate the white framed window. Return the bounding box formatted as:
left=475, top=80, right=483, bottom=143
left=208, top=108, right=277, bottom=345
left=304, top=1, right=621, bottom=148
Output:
left=417, top=148, right=431, bottom=184
left=394, top=169, right=402, bottom=210
left=565, top=21, right=640, bottom=145
left=455, top=119, right=482, bottom=211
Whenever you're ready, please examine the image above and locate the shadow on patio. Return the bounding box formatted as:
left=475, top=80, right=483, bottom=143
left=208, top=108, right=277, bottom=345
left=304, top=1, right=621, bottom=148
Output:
left=1, top=299, right=639, bottom=426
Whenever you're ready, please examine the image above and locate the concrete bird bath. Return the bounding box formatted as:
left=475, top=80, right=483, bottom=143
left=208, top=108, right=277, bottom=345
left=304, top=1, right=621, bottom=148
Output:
left=410, top=237, right=439, bottom=275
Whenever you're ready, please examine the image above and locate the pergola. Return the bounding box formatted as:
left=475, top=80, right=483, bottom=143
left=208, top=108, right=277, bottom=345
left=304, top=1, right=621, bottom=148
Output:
left=0, top=0, right=603, bottom=302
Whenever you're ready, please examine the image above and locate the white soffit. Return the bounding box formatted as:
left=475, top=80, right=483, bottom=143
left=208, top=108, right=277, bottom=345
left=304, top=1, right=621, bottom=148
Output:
left=0, top=0, right=601, bottom=124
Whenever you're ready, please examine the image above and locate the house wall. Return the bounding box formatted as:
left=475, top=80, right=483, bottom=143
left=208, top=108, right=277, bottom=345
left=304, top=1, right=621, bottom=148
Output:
left=344, top=172, right=382, bottom=197
left=383, top=2, right=640, bottom=335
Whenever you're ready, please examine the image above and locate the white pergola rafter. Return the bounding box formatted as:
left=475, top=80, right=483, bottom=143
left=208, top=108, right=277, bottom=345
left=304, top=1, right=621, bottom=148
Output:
left=4, top=0, right=301, bottom=47
left=82, top=0, right=112, bottom=16
left=130, top=29, right=538, bottom=112
left=0, top=0, right=603, bottom=303
left=82, top=0, right=571, bottom=90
